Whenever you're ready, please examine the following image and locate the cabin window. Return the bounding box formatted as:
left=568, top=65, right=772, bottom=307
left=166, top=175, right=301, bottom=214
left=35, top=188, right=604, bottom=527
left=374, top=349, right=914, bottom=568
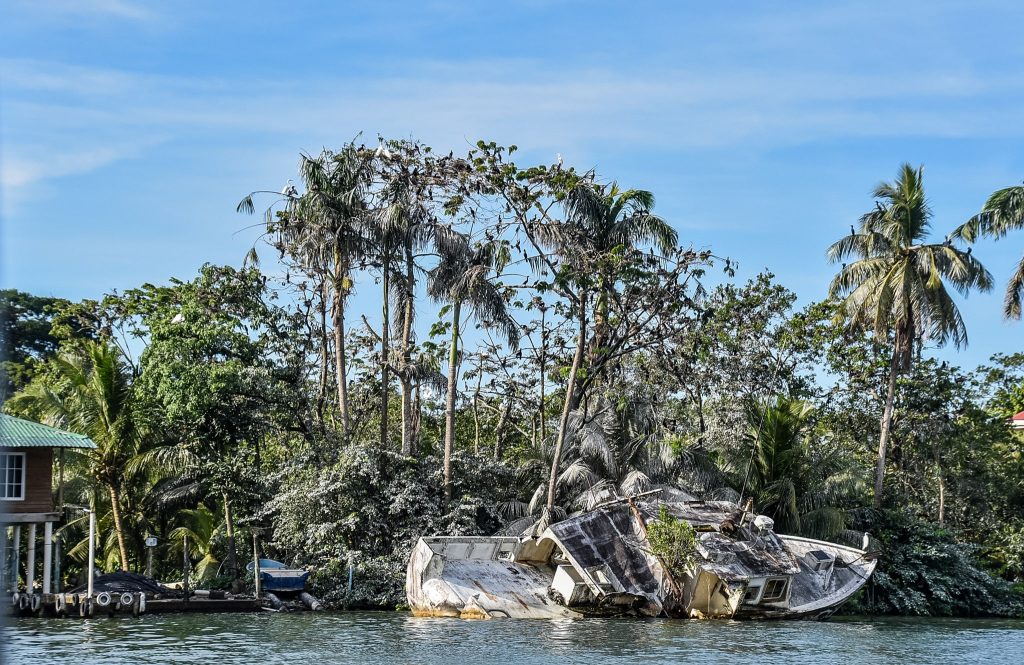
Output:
left=761, top=578, right=788, bottom=602
left=743, top=585, right=761, bottom=603
left=0, top=452, right=26, bottom=500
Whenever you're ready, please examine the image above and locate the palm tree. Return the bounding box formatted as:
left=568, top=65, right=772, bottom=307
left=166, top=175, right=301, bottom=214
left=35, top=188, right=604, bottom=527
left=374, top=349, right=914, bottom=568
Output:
left=428, top=235, right=519, bottom=500
left=738, top=397, right=860, bottom=539
left=542, top=181, right=678, bottom=516
left=169, top=504, right=223, bottom=582
left=371, top=145, right=459, bottom=455
left=954, top=185, right=1024, bottom=319
left=8, top=341, right=143, bottom=570
left=239, top=144, right=372, bottom=434
left=827, top=163, right=992, bottom=507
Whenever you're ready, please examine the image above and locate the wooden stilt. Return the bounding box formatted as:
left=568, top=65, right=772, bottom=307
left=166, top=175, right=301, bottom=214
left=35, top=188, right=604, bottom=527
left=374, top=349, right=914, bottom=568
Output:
left=11, top=525, right=21, bottom=590
left=42, top=521, right=53, bottom=593
left=26, top=523, right=36, bottom=592
left=0, top=525, right=8, bottom=592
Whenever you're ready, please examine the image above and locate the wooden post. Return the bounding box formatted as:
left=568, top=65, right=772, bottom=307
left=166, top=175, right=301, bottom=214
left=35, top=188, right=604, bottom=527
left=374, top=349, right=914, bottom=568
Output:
left=87, top=510, right=96, bottom=599
left=182, top=533, right=190, bottom=605
left=12, top=525, right=21, bottom=590
left=252, top=534, right=261, bottom=599
left=26, top=523, right=37, bottom=592
left=42, top=522, right=53, bottom=593
left=54, top=531, right=62, bottom=593
left=0, top=526, right=8, bottom=592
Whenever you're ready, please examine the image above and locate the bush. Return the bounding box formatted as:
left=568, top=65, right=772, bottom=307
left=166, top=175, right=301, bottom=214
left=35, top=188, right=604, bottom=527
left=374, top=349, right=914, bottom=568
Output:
left=849, top=510, right=1024, bottom=617
left=647, top=506, right=698, bottom=577
left=265, top=443, right=523, bottom=609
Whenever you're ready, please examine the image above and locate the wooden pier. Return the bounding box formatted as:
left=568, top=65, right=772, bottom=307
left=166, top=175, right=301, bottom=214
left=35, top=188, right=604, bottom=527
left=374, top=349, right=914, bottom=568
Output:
left=9, top=591, right=262, bottom=618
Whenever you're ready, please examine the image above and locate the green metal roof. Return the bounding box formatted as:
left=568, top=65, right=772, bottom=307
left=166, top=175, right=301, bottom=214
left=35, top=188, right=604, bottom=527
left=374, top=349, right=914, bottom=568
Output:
left=0, top=413, right=97, bottom=449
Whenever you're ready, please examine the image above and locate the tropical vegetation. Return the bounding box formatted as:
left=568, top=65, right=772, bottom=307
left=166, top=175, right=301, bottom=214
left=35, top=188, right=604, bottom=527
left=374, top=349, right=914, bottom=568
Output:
left=2, top=143, right=1022, bottom=616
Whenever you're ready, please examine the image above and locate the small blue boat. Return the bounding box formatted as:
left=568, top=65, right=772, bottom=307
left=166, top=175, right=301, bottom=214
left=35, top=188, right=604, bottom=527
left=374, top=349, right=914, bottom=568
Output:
left=246, top=559, right=310, bottom=592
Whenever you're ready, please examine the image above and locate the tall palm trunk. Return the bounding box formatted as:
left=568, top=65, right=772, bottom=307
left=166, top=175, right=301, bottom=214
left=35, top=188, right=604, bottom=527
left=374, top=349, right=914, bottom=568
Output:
left=108, top=484, right=129, bottom=572
left=333, top=260, right=351, bottom=436
left=933, top=444, right=946, bottom=526
left=443, top=301, right=462, bottom=501
left=222, top=492, right=237, bottom=584
left=400, top=244, right=416, bottom=455
left=380, top=257, right=391, bottom=449
left=874, top=345, right=900, bottom=508
left=546, top=296, right=587, bottom=515
left=317, top=279, right=329, bottom=422
left=539, top=307, right=547, bottom=444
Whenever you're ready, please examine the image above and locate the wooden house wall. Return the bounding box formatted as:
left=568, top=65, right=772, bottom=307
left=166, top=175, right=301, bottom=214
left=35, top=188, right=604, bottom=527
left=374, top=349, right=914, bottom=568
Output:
left=2, top=447, right=53, bottom=514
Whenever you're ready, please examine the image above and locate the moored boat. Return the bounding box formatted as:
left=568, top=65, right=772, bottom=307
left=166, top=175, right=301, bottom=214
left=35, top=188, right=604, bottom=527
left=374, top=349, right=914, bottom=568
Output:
left=246, top=559, right=311, bottom=592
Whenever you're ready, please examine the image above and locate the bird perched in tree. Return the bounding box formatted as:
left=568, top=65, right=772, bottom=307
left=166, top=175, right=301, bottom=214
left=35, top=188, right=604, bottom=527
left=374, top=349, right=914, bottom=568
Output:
left=862, top=532, right=871, bottom=551
left=282, top=180, right=298, bottom=198
left=850, top=224, right=856, bottom=235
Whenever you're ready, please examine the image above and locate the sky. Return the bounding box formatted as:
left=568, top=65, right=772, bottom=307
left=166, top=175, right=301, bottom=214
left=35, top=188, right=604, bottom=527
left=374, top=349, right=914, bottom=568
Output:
left=2, top=0, right=1023, bottom=369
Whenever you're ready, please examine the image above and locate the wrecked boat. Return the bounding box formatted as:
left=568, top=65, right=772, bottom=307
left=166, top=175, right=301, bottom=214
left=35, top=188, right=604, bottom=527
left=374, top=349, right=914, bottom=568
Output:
left=406, top=490, right=876, bottom=620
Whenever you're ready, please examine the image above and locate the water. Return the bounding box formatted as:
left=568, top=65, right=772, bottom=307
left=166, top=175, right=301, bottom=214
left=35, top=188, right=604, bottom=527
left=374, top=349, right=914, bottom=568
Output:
left=3, top=612, right=1023, bottom=664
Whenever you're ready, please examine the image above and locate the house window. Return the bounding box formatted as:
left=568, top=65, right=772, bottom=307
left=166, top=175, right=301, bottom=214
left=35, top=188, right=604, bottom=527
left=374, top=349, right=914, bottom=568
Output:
left=0, top=452, right=26, bottom=500
left=761, top=578, right=788, bottom=602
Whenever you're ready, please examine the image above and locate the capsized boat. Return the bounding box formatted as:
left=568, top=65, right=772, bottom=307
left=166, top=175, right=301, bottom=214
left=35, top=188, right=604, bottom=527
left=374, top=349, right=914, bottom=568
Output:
left=406, top=491, right=876, bottom=620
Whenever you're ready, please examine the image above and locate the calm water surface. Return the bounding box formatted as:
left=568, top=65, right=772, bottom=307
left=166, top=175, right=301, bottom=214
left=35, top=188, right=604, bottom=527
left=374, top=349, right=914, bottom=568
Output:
left=4, top=612, right=1023, bottom=664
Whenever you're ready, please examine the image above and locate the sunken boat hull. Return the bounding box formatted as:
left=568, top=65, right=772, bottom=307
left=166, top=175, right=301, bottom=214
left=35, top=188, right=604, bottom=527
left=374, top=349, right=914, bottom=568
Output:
left=406, top=496, right=875, bottom=620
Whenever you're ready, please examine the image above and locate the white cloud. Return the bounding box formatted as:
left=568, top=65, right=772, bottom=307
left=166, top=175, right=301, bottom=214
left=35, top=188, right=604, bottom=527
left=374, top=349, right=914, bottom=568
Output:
left=2, top=55, right=1023, bottom=205
left=9, top=0, right=158, bottom=22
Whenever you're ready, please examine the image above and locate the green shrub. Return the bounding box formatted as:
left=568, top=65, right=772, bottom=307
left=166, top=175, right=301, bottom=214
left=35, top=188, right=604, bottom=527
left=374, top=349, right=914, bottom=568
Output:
left=647, top=506, right=698, bottom=577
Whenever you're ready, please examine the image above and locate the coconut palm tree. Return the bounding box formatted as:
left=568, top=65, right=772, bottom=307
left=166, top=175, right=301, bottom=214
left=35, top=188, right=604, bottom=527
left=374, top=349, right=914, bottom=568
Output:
left=827, top=163, right=992, bottom=507
left=542, top=181, right=679, bottom=516
left=239, top=144, right=373, bottom=434
left=370, top=144, right=461, bottom=455
left=428, top=235, right=519, bottom=500
left=8, top=341, right=143, bottom=570
left=953, top=184, right=1024, bottom=319
left=738, top=396, right=861, bottom=539
left=562, top=182, right=677, bottom=345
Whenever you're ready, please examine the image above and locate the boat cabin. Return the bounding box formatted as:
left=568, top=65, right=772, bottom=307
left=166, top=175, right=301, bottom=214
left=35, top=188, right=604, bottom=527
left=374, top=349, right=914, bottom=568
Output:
left=1, top=413, right=96, bottom=594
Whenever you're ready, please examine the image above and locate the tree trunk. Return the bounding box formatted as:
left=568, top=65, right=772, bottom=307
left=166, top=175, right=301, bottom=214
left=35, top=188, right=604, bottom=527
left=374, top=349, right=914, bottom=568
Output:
left=873, top=346, right=900, bottom=508
left=472, top=367, right=483, bottom=455
left=494, top=397, right=512, bottom=461
left=399, top=247, right=416, bottom=456
left=108, top=484, right=130, bottom=572
left=317, top=278, right=329, bottom=423
left=933, top=445, right=946, bottom=526
left=222, top=492, right=238, bottom=586
left=539, top=306, right=547, bottom=444
left=443, top=301, right=462, bottom=501
left=546, top=297, right=587, bottom=516
left=380, top=258, right=391, bottom=449
left=333, top=262, right=351, bottom=436
left=412, top=382, right=422, bottom=453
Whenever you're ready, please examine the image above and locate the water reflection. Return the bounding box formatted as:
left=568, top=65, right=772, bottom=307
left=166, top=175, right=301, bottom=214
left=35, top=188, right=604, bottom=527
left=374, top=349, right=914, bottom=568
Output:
left=3, top=612, right=1023, bottom=665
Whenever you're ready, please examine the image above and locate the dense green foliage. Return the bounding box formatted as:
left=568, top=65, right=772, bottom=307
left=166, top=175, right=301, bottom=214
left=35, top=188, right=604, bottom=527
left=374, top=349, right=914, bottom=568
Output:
left=3, top=140, right=1022, bottom=616
left=647, top=506, right=699, bottom=578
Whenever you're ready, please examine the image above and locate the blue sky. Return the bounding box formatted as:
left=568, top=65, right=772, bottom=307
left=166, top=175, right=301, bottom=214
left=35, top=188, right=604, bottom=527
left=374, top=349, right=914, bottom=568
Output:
left=2, top=1, right=1022, bottom=369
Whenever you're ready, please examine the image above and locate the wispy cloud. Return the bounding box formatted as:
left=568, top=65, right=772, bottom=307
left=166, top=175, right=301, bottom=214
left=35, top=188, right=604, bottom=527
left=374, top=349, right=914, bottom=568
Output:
left=9, top=0, right=158, bottom=22
left=3, top=55, right=1024, bottom=202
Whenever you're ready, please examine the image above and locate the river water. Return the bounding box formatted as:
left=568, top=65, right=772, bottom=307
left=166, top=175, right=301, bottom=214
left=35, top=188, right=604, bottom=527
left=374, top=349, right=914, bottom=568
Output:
left=3, top=612, right=1023, bottom=664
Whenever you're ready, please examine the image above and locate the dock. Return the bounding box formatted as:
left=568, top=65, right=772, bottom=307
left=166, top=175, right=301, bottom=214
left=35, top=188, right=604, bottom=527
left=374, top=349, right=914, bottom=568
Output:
left=9, top=591, right=262, bottom=618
